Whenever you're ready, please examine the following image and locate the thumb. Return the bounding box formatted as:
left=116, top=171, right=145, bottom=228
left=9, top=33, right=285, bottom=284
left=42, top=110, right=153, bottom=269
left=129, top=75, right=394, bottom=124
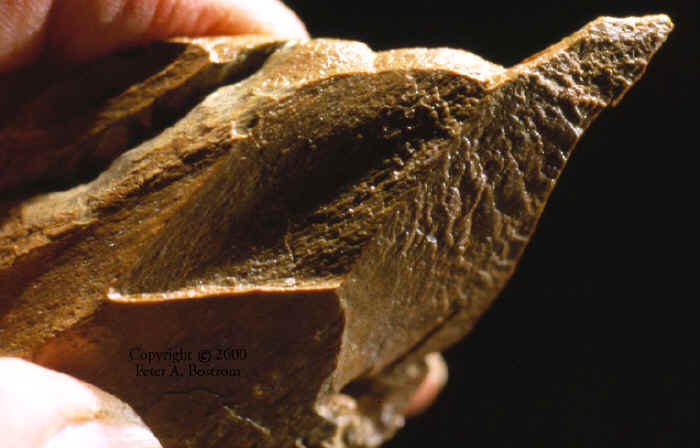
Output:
left=0, top=357, right=162, bottom=448
left=0, top=0, right=308, bottom=72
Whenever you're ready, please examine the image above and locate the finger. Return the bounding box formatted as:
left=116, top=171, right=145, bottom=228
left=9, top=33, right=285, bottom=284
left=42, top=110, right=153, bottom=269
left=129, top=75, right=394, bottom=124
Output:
left=404, top=352, right=448, bottom=418
left=0, top=0, right=53, bottom=72
left=0, top=0, right=308, bottom=72
left=0, top=357, right=162, bottom=448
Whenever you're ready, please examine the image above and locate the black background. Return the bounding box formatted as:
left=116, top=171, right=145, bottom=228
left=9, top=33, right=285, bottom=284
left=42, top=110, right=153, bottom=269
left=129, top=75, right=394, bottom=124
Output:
left=286, top=1, right=696, bottom=446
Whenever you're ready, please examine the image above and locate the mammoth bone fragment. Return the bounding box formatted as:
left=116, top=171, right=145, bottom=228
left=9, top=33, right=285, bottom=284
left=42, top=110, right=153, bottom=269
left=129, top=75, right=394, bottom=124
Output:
left=0, top=14, right=672, bottom=448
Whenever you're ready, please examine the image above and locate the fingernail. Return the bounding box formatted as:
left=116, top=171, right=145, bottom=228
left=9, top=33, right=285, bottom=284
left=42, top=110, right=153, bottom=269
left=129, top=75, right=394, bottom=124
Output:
left=425, top=352, right=449, bottom=387
left=404, top=352, right=449, bottom=417
left=44, top=421, right=162, bottom=448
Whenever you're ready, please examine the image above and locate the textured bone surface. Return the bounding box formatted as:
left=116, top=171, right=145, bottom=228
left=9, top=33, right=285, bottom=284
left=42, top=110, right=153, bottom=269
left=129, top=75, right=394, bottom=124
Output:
left=0, top=15, right=672, bottom=448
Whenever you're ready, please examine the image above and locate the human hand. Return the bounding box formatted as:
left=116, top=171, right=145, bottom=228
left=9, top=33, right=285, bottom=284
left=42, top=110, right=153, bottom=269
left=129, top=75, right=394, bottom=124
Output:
left=0, top=357, right=163, bottom=447
left=0, top=0, right=309, bottom=73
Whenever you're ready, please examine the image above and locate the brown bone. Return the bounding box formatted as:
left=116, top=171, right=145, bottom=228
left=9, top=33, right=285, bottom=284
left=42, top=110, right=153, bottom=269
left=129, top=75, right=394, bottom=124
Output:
left=0, top=15, right=672, bottom=448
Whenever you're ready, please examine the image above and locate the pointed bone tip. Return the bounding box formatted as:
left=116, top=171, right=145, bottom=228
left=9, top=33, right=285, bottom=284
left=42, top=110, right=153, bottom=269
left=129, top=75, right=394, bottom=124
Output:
left=501, top=14, right=673, bottom=78
left=595, top=13, right=673, bottom=30
left=584, top=14, right=674, bottom=106
left=589, top=14, right=674, bottom=42
left=568, top=14, right=674, bottom=58
left=497, top=13, right=674, bottom=99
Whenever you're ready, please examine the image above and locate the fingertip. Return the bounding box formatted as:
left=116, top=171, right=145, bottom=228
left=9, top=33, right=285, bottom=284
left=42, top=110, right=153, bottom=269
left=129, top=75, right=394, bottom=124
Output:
left=0, top=358, right=161, bottom=448
left=44, top=421, right=162, bottom=448
left=404, top=353, right=448, bottom=418
left=208, top=0, right=310, bottom=39
left=0, top=357, right=98, bottom=446
left=144, top=0, right=310, bottom=43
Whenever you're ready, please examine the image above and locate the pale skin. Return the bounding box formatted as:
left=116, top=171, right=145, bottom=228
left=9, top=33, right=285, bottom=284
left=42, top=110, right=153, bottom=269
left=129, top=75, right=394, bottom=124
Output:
left=0, top=1, right=446, bottom=445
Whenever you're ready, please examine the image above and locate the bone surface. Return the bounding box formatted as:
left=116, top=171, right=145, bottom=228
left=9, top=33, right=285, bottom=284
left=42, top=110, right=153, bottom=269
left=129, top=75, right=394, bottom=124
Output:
left=0, top=15, right=672, bottom=448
